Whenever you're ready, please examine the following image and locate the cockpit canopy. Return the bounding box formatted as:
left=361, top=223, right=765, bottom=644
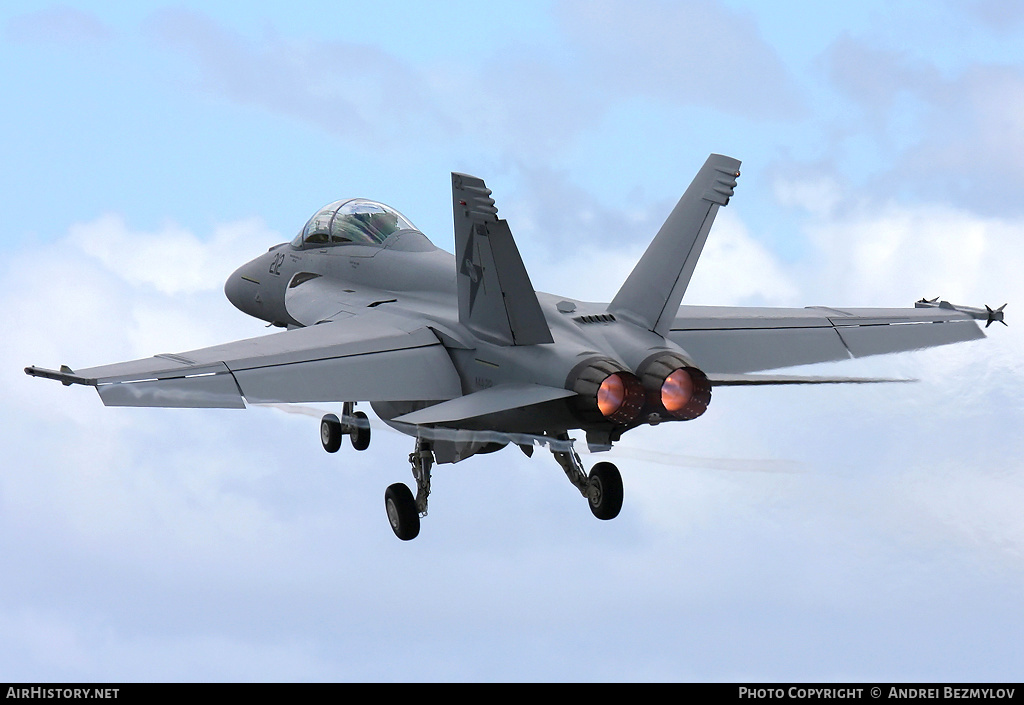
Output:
left=292, top=199, right=419, bottom=249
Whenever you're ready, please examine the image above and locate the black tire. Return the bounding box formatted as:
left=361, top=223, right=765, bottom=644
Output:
left=587, top=462, right=623, bottom=520
left=350, top=410, right=371, bottom=451
left=385, top=483, right=420, bottom=540
left=320, top=414, right=343, bottom=453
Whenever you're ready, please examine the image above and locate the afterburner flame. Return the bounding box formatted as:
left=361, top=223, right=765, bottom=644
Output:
left=597, top=374, right=626, bottom=417
left=567, top=360, right=645, bottom=425
left=661, top=369, right=694, bottom=412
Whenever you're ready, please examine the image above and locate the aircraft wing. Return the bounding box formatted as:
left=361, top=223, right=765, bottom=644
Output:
left=25, top=316, right=463, bottom=408
left=669, top=303, right=986, bottom=374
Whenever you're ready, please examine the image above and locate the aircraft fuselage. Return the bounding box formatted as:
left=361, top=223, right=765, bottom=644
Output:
left=223, top=228, right=704, bottom=455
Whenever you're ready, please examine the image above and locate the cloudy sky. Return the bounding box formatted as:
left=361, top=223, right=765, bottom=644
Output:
left=2, top=1, right=1023, bottom=682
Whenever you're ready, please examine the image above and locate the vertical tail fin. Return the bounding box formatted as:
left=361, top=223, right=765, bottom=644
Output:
left=452, top=173, right=554, bottom=346
left=608, top=154, right=741, bottom=336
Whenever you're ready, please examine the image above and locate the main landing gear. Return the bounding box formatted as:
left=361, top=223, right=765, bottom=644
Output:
left=384, top=437, right=433, bottom=541
left=320, top=402, right=370, bottom=454
left=382, top=434, right=623, bottom=541
left=550, top=437, right=623, bottom=520
left=319, top=413, right=622, bottom=540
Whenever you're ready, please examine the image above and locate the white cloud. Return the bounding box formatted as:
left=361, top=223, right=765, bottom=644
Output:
left=2, top=216, right=288, bottom=570
left=773, top=174, right=843, bottom=218
left=72, top=214, right=277, bottom=296
left=684, top=209, right=801, bottom=305
left=523, top=205, right=799, bottom=307
left=796, top=202, right=1023, bottom=314
left=505, top=163, right=799, bottom=306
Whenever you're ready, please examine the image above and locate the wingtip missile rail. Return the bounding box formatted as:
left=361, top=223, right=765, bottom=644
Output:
left=24, top=365, right=96, bottom=387
left=915, top=298, right=1007, bottom=328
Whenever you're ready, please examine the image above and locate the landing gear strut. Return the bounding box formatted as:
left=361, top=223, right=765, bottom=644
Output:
left=381, top=434, right=621, bottom=540
left=551, top=436, right=623, bottom=520
left=320, top=402, right=371, bottom=454
left=384, top=438, right=434, bottom=541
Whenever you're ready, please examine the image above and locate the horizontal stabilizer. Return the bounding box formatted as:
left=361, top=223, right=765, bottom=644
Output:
left=392, top=383, right=576, bottom=425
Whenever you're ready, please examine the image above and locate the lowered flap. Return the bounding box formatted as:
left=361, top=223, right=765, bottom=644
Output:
left=97, top=362, right=247, bottom=408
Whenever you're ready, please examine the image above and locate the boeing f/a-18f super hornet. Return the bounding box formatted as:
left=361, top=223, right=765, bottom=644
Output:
left=26, top=155, right=1005, bottom=540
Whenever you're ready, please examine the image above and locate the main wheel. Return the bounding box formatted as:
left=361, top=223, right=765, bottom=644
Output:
left=350, top=410, right=371, bottom=451
left=384, top=483, right=420, bottom=540
left=587, top=462, right=623, bottom=520
left=320, top=414, right=343, bottom=453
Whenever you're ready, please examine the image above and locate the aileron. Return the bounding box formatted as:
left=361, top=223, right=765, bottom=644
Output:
left=670, top=303, right=985, bottom=373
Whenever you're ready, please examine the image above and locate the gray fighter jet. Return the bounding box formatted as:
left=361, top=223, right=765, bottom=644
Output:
left=26, top=155, right=1004, bottom=540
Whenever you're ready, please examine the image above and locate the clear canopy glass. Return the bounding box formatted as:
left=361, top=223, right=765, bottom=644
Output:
left=293, top=199, right=418, bottom=249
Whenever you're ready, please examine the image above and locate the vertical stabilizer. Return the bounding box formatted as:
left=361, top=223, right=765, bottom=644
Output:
left=608, top=154, right=741, bottom=336
left=452, top=173, right=554, bottom=346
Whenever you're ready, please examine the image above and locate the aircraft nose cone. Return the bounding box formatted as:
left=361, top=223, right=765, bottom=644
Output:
left=224, top=270, right=242, bottom=311
left=224, top=265, right=256, bottom=316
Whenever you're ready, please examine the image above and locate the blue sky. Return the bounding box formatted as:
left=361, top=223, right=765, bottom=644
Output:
left=2, top=1, right=1023, bottom=681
